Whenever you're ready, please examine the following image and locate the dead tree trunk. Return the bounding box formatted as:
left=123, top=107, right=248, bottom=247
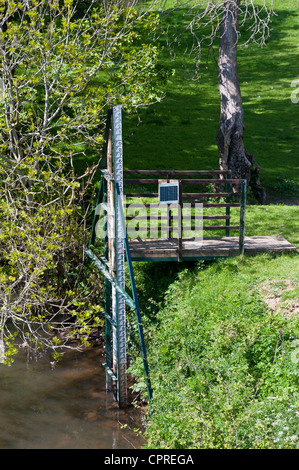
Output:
left=216, top=0, right=266, bottom=203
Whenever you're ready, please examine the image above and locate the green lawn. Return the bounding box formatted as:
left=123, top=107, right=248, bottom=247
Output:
left=234, top=204, right=299, bottom=247
left=122, top=0, right=299, bottom=201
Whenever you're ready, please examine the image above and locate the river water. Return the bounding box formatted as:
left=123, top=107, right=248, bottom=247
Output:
left=0, top=345, right=145, bottom=449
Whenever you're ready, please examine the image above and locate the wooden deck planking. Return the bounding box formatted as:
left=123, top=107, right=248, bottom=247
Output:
left=128, top=236, right=298, bottom=261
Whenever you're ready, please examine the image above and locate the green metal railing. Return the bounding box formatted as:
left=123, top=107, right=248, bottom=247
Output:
left=86, top=172, right=153, bottom=409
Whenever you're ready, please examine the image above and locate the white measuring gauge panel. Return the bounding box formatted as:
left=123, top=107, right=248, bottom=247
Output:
left=159, top=181, right=180, bottom=204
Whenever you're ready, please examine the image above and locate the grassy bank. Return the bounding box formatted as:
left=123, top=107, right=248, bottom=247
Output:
left=125, top=200, right=299, bottom=449
left=130, top=252, right=299, bottom=449
left=232, top=204, right=299, bottom=246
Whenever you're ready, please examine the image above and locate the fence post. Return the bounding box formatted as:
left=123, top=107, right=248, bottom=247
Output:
left=178, top=180, right=182, bottom=262
left=225, top=173, right=231, bottom=237
left=239, top=179, right=247, bottom=255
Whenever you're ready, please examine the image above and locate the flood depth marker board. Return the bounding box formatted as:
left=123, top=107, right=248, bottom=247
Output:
left=112, top=105, right=127, bottom=407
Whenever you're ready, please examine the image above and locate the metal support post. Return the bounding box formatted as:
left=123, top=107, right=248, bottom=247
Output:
left=239, top=179, right=247, bottom=254
left=225, top=174, right=231, bottom=237
left=103, top=168, right=113, bottom=392
left=86, top=106, right=153, bottom=409
left=178, top=180, right=182, bottom=262
left=106, top=129, right=115, bottom=393
left=112, top=105, right=127, bottom=407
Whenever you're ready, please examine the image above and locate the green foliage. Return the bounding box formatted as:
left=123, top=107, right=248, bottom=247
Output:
left=244, top=205, right=299, bottom=247
left=129, top=254, right=299, bottom=448
left=0, top=0, right=165, bottom=362
left=0, top=159, right=105, bottom=360
left=0, top=1, right=165, bottom=165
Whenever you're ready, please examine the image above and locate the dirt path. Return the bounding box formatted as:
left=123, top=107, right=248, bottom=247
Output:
left=259, top=279, right=299, bottom=318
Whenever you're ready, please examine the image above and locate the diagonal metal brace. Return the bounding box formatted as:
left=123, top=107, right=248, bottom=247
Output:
left=85, top=248, right=136, bottom=310
left=103, top=363, right=118, bottom=381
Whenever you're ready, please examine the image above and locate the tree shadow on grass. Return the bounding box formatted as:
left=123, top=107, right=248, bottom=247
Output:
left=122, top=5, right=299, bottom=197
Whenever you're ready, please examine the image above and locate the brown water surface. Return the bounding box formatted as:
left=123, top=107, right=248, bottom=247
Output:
left=0, top=346, right=145, bottom=449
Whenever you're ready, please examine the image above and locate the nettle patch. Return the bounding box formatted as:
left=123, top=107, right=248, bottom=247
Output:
left=259, top=279, right=299, bottom=319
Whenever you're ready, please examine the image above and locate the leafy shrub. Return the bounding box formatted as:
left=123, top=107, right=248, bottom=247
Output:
left=129, top=255, right=299, bottom=448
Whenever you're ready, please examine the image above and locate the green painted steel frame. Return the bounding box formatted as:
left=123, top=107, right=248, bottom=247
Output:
left=115, top=181, right=153, bottom=404
left=86, top=172, right=153, bottom=407
left=87, top=165, right=247, bottom=407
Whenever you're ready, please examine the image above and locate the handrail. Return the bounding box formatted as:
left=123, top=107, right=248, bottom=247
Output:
left=123, top=169, right=232, bottom=175
left=122, top=169, right=247, bottom=255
